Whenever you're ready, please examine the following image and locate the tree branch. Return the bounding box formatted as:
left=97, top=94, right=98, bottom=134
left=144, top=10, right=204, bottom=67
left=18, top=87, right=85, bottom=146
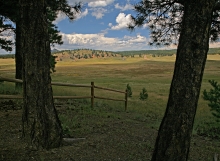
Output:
left=214, top=1, right=220, bottom=11
left=175, top=0, right=184, bottom=6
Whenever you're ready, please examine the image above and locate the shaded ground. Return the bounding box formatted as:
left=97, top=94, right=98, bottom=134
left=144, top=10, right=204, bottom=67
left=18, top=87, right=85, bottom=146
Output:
left=0, top=100, right=220, bottom=161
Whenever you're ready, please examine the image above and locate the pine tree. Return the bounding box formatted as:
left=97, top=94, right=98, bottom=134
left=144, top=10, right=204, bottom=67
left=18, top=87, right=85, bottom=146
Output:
left=20, top=0, right=62, bottom=149
left=129, top=0, right=219, bottom=160
left=203, top=80, right=220, bottom=121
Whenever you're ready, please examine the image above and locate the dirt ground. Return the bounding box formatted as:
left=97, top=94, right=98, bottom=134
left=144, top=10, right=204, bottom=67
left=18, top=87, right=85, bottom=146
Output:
left=0, top=100, right=220, bottom=161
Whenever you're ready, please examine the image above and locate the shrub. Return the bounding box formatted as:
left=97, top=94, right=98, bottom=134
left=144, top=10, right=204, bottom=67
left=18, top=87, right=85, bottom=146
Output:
left=126, top=84, right=132, bottom=98
left=139, top=88, right=148, bottom=101
left=203, top=80, right=220, bottom=121
left=195, top=121, right=220, bottom=139
left=50, top=55, right=57, bottom=73
left=84, top=54, right=88, bottom=59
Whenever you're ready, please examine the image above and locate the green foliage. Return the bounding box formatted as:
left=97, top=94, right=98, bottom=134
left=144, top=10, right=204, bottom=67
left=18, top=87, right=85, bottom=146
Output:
left=126, top=84, right=132, bottom=98
left=59, top=115, right=71, bottom=136
left=84, top=54, right=88, bottom=59
left=88, top=54, right=92, bottom=58
left=0, top=15, right=15, bottom=52
left=50, top=55, right=57, bottom=73
left=203, top=80, right=220, bottom=121
left=0, top=82, right=22, bottom=95
left=139, top=88, right=148, bottom=101
left=196, top=121, right=220, bottom=139
left=0, top=54, right=15, bottom=59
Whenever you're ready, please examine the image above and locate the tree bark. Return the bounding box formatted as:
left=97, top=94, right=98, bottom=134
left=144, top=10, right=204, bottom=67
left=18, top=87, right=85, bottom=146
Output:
left=20, top=0, right=62, bottom=149
left=151, top=1, right=216, bottom=161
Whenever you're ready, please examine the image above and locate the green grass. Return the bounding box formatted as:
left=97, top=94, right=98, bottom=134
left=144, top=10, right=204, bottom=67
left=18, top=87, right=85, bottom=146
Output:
left=1, top=55, right=220, bottom=137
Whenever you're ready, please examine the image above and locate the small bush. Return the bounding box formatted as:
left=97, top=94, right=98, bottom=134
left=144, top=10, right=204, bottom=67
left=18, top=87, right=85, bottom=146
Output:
left=126, top=84, right=132, bottom=98
left=139, top=88, right=148, bottom=101
left=203, top=80, right=220, bottom=121
left=196, top=121, right=220, bottom=139
left=202, top=80, right=220, bottom=138
left=50, top=55, right=57, bottom=73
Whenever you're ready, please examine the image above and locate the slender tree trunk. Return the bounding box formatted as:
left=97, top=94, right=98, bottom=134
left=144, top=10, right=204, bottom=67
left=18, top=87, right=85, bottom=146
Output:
left=20, top=0, right=62, bottom=149
left=151, top=1, right=216, bottom=161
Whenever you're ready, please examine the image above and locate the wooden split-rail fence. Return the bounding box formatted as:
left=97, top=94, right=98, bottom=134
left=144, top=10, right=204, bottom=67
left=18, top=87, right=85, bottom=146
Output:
left=0, top=77, right=128, bottom=111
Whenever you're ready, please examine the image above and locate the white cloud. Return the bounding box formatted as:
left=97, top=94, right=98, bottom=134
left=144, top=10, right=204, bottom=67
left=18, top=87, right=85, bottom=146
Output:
left=124, top=34, right=147, bottom=43
left=88, top=0, right=114, bottom=7
left=77, top=8, right=89, bottom=19
left=111, top=13, right=133, bottom=30
left=115, top=3, right=133, bottom=11
left=61, top=33, right=118, bottom=47
left=53, top=32, right=150, bottom=51
left=91, top=8, right=107, bottom=19
left=0, top=30, right=15, bottom=54
left=67, top=0, right=94, bottom=5
left=53, top=12, right=66, bottom=24
left=53, top=9, right=88, bottom=24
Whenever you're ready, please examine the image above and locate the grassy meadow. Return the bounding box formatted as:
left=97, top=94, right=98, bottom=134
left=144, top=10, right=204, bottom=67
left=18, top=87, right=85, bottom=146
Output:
left=1, top=54, right=220, bottom=160
left=1, top=54, right=220, bottom=133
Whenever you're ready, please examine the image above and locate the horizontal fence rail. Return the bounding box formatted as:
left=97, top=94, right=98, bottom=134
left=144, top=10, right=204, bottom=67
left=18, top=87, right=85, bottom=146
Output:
left=94, top=85, right=126, bottom=94
left=0, top=77, right=128, bottom=111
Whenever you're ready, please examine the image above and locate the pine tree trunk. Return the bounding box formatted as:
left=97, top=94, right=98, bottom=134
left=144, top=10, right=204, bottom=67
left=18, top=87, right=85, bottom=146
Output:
left=151, top=1, right=216, bottom=161
left=20, top=0, right=62, bottom=149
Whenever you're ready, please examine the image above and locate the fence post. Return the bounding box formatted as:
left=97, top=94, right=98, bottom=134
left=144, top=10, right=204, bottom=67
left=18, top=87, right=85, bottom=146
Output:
left=125, top=89, right=128, bottom=111
left=91, top=82, right=94, bottom=109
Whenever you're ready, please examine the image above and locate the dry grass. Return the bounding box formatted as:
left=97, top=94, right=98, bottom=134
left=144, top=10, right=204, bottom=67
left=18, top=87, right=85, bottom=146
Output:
left=1, top=55, right=220, bottom=160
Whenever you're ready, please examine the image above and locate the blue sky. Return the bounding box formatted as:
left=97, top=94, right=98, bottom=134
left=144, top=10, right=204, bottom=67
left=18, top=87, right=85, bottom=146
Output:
left=52, top=0, right=156, bottom=51
left=1, top=0, right=219, bottom=54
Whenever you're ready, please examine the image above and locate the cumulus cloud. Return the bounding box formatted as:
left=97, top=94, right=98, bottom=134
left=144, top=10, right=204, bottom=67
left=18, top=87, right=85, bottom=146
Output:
left=53, top=9, right=88, bottom=24
left=91, top=8, right=107, bottom=19
left=110, top=13, right=133, bottom=30
left=115, top=3, right=133, bottom=11
left=124, top=34, right=148, bottom=44
left=61, top=33, right=117, bottom=47
left=66, top=0, right=115, bottom=21
left=88, top=0, right=114, bottom=7
left=0, top=29, right=15, bottom=53
left=67, top=0, right=94, bottom=5
left=53, top=32, right=150, bottom=51
left=77, top=8, right=89, bottom=19
left=53, top=12, right=66, bottom=24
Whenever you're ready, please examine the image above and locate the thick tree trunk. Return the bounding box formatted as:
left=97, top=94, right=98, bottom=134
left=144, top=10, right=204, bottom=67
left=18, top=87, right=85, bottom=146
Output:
left=151, top=1, right=216, bottom=161
left=20, top=0, right=62, bottom=149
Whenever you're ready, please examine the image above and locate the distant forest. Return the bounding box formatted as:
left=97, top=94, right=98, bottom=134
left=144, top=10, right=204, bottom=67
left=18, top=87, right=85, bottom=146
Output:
left=1, top=48, right=220, bottom=59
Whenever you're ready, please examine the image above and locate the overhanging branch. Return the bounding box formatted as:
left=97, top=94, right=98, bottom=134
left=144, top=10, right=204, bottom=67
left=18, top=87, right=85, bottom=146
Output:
left=214, top=1, right=220, bottom=11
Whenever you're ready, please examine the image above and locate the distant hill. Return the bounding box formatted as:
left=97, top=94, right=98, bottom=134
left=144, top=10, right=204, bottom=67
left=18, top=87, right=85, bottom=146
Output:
left=51, top=49, right=60, bottom=53
left=208, top=48, right=220, bottom=54
left=0, top=54, right=15, bottom=59
left=117, top=49, right=177, bottom=56
left=53, top=49, right=120, bottom=62
left=1, top=48, right=220, bottom=59
left=117, top=48, right=220, bottom=56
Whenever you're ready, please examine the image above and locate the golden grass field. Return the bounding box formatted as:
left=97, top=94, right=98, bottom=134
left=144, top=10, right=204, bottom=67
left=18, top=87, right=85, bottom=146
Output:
left=0, top=55, right=220, bottom=124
